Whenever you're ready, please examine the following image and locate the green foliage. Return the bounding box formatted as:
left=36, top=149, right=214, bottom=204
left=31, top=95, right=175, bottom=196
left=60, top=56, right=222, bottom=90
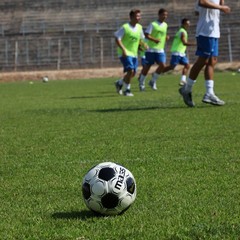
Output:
left=0, top=73, right=239, bottom=239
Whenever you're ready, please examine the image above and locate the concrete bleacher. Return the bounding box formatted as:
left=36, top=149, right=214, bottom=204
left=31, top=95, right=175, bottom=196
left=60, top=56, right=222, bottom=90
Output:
left=0, top=0, right=239, bottom=71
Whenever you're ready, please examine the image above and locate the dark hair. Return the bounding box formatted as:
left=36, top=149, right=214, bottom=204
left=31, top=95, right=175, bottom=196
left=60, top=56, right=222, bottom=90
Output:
left=158, top=8, right=167, bottom=15
left=181, top=18, right=189, bottom=25
left=129, top=9, right=141, bottom=18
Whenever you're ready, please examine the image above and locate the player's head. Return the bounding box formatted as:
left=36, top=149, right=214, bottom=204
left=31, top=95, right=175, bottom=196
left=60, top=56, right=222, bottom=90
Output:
left=129, top=9, right=141, bottom=23
left=158, top=8, right=168, bottom=22
left=181, top=18, right=190, bottom=29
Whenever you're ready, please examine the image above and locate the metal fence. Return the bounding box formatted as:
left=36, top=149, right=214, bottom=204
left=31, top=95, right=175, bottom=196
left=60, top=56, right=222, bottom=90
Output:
left=0, top=26, right=239, bottom=72
left=0, top=0, right=239, bottom=71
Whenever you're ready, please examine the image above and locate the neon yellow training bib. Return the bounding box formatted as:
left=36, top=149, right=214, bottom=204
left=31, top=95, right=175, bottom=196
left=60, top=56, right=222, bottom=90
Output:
left=117, top=23, right=143, bottom=57
left=147, top=21, right=168, bottom=50
left=171, top=28, right=188, bottom=53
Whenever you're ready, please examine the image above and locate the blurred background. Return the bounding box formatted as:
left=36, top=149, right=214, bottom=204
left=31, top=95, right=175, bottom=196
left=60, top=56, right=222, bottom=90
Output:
left=0, top=0, right=239, bottom=72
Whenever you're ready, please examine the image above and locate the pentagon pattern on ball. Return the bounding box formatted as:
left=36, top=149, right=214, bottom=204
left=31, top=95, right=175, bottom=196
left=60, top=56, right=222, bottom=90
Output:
left=98, top=167, right=116, bottom=181
left=126, top=177, right=136, bottom=194
left=101, top=193, right=119, bottom=209
left=82, top=182, right=91, bottom=200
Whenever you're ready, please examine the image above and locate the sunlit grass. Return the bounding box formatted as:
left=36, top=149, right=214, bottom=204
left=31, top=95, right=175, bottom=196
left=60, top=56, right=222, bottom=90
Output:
left=0, top=72, right=239, bottom=239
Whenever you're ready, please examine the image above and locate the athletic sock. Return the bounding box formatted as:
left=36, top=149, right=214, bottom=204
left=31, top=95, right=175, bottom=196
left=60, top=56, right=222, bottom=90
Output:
left=185, top=77, right=196, bottom=93
left=181, top=75, right=187, bottom=82
left=139, top=74, right=146, bottom=86
left=117, top=78, right=123, bottom=86
left=151, top=72, right=161, bottom=83
left=124, top=82, right=131, bottom=91
left=205, top=80, right=215, bottom=95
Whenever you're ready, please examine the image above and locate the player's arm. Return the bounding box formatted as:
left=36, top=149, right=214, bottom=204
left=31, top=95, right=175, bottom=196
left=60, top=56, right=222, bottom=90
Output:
left=198, top=0, right=230, bottom=13
left=145, top=23, right=160, bottom=44
left=145, top=33, right=160, bottom=44
left=114, top=28, right=127, bottom=57
left=180, top=32, right=195, bottom=47
left=115, top=38, right=127, bottom=57
left=138, top=30, right=149, bottom=51
left=139, top=40, right=148, bottom=51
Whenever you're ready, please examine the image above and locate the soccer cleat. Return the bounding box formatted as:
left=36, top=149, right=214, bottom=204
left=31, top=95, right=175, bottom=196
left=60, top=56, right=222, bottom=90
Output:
left=148, top=80, right=157, bottom=90
left=202, top=94, right=225, bottom=106
left=115, top=81, right=123, bottom=95
left=179, top=80, right=187, bottom=86
left=123, top=89, right=134, bottom=97
left=179, top=86, right=195, bottom=107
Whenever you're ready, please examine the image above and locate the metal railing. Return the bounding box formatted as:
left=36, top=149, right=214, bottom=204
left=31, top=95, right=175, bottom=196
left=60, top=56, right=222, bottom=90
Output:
left=0, top=0, right=239, bottom=71
left=0, top=26, right=239, bottom=72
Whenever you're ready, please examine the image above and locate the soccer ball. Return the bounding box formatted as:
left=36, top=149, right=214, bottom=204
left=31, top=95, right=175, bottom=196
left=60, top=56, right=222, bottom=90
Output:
left=42, top=76, right=49, bottom=83
left=82, top=162, right=137, bottom=216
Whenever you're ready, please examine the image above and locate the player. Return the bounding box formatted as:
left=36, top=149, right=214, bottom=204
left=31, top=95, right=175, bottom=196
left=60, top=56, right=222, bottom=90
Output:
left=179, top=0, right=231, bottom=107
left=114, top=9, right=146, bottom=96
left=163, top=18, right=195, bottom=86
left=138, top=8, right=169, bottom=91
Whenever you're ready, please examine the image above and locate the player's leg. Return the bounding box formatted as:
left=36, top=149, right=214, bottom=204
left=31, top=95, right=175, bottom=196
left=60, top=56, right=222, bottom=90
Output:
left=122, top=69, right=134, bottom=96
left=115, top=56, right=126, bottom=95
left=115, top=77, right=123, bottom=95
left=138, top=52, right=154, bottom=91
left=122, top=57, right=138, bottom=96
left=163, top=64, right=175, bottom=73
left=179, top=36, right=211, bottom=107
left=180, top=66, right=188, bottom=86
left=163, top=55, right=176, bottom=73
left=138, top=64, right=151, bottom=91
left=149, top=52, right=166, bottom=90
left=180, top=57, right=190, bottom=86
left=202, top=44, right=225, bottom=106
left=179, top=56, right=207, bottom=107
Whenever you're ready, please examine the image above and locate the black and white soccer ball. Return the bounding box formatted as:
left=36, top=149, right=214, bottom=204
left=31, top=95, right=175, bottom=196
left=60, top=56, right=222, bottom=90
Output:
left=82, top=162, right=136, bottom=216
left=42, top=76, right=49, bottom=83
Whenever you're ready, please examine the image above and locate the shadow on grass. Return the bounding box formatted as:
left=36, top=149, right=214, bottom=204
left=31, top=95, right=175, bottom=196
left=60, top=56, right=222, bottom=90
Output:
left=52, top=210, right=98, bottom=220
left=68, top=94, right=117, bottom=99
left=91, top=105, right=208, bottom=112
left=26, top=104, right=209, bottom=116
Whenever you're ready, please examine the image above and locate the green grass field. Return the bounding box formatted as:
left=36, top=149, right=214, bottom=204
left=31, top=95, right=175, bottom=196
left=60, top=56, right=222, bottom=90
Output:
left=1, top=72, right=240, bottom=240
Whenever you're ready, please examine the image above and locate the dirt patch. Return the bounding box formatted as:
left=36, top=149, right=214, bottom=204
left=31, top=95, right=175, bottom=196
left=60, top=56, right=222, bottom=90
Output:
left=0, top=68, right=124, bottom=83
left=0, top=62, right=239, bottom=83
